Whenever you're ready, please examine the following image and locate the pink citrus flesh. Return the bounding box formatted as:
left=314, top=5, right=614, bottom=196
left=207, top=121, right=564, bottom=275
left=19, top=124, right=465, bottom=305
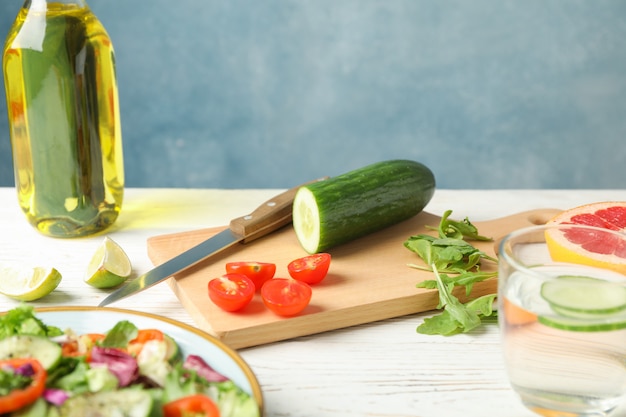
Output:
left=546, top=202, right=626, bottom=274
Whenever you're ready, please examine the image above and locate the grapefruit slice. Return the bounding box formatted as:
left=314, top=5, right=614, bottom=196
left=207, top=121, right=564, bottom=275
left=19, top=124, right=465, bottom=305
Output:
left=546, top=202, right=626, bottom=275
left=548, top=201, right=626, bottom=230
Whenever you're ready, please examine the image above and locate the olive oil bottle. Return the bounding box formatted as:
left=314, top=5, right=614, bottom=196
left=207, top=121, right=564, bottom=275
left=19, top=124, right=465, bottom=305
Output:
left=2, top=0, right=124, bottom=238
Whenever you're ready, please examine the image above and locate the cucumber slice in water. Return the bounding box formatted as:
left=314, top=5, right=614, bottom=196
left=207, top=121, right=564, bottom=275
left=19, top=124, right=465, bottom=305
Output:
left=539, top=275, right=626, bottom=331
left=538, top=311, right=626, bottom=332
left=541, top=275, right=626, bottom=315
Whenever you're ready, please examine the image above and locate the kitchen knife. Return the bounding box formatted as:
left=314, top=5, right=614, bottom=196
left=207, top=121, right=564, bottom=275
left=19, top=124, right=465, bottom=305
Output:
left=98, top=180, right=323, bottom=307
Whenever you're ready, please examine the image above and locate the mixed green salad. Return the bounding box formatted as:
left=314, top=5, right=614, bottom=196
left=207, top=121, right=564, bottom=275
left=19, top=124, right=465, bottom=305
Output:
left=0, top=305, right=259, bottom=417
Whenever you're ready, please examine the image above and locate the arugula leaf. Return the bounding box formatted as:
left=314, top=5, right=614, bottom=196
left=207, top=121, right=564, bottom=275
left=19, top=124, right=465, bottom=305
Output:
left=406, top=210, right=499, bottom=336
left=405, top=238, right=495, bottom=273
left=466, top=294, right=498, bottom=318
left=434, top=265, right=480, bottom=330
left=416, top=270, right=497, bottom=296
left=404, top=212, right=496, bottom=275
left=415, top=310, right=460, bottom=336
left=417, top=291, right=498, bottom=336
left=431, top=210, right=492, bottom=241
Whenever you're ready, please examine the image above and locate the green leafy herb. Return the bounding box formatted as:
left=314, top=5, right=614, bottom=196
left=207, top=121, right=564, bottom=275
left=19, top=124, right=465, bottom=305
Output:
left=415, top=270, right=497, bottom=297
left=432, top=210, right=492, bottom=241
left=416, top=265, right=498, bottom=335
left=0, top=304, right=62, bottom=338
left=100, top=320, right=138, bottom=348
left=404, top=210, right=498, bottom=335
left=52, top=360, right=92, bottom=394
left=162, top=362, right=260, bottom=414
left=0, top=365, right=33, bottom=395
left=404, top=210, right=497, bottom=275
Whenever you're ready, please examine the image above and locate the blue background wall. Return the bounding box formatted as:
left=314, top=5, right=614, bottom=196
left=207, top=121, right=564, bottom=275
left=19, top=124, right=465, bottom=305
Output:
left=1, top=1, right=625, bottom=189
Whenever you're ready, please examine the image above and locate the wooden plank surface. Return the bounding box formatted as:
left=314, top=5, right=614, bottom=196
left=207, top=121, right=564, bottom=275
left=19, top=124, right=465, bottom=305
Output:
left=146, top=208, right=561, bottom=349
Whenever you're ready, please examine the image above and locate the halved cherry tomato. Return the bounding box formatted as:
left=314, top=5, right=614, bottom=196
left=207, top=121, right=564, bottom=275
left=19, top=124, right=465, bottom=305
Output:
left=128, top=329, right=165, bottom=356
left=287, top=253, right=331, bottom=285
left=162, top=394, right=220, bottom=417
left=0, top=358, right=47, bottom=414
left=261, top=278, right=312, bottom=316
left=225, top=261, right=276, bottom=290
left=130, top=329, right=164, bottom=345
left=61, top=333, right=105, bottom=361
left=61, top=340, right=79, bottom=357
left=208, top=273, right=255, bottom=312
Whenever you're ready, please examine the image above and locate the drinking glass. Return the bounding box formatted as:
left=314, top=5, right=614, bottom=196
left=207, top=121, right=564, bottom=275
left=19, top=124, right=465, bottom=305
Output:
left=498, top=224, right=626, bottom=417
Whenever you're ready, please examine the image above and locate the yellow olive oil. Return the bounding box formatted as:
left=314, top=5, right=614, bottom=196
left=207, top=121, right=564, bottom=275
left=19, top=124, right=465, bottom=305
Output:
left=2, top=1, right=124, bottom=237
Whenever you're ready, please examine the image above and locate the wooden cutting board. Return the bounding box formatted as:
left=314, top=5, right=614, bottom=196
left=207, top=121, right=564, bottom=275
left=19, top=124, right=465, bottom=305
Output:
left=147, top=208, right=561, bottom=349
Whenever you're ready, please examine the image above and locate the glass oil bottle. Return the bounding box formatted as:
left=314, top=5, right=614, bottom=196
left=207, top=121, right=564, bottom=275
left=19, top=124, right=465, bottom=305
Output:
left=2, top=0, right=124, bottom=237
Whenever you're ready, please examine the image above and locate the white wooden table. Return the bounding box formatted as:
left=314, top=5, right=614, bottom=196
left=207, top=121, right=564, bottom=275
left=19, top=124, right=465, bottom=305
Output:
left=1, top=187, right=625, bottom=417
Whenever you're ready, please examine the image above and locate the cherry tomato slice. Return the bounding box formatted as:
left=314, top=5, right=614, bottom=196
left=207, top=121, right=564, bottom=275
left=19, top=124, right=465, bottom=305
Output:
left=225, top=261, right=276, bottom=290
left=162, top=394, right=220, bottom=417
left=208, top=273, right=255, bottom=312
left=287, top=253, right=331, bottom=285
left=261, top=278, right=312, bottom=316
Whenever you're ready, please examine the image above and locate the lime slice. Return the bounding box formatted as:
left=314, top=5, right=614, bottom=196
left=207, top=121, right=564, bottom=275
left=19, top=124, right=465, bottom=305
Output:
left=84, top=237, right=132, bottom=288
left=541, top=275, right=626, bottom=316
left=0, top=264, right=62, bottom=301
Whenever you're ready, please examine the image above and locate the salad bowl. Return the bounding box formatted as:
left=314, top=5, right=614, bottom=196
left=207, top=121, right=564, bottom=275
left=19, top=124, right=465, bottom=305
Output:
left=24, top=306, right=264, bottom=416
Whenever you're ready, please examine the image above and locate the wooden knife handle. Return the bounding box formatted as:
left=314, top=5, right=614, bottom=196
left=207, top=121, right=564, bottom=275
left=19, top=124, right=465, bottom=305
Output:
left=229, top=177, right=328, bottom=243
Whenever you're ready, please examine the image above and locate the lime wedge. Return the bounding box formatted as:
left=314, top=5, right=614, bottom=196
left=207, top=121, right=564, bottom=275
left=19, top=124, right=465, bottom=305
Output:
left=84, top=237, right=132, bottom=289
left=0, top=264, right=62, bottom=301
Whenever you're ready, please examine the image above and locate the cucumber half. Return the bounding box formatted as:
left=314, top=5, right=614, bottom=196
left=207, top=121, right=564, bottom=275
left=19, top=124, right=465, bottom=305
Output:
left=293, top=159, right=436, bottom=254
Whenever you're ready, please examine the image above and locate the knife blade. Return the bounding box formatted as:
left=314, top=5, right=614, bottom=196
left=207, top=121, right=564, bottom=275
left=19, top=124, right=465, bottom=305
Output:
left=98, top=180, right=323, bottom=307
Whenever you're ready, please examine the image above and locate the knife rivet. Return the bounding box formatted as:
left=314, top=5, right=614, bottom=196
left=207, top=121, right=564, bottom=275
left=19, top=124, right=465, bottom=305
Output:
left=267, top=201, right=276, bottom=207
left=244, top=215, right=253, bottom=220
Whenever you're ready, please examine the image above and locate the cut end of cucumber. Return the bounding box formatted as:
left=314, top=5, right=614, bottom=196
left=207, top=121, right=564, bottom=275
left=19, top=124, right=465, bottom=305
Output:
left=293, top=187, right=321, bottom=254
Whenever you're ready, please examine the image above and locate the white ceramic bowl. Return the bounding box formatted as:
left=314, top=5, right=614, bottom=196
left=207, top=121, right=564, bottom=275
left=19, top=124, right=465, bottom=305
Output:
left=33, top=306, right=264, bottom=415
